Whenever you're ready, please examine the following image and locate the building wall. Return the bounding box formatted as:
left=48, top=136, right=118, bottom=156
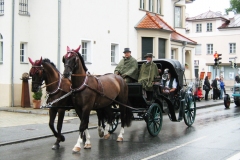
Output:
left=186, top=18, right=240, bottom=81
left=0, top=0, right=193, bottom=106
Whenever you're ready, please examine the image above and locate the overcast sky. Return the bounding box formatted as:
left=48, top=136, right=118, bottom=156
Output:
left=186, top=0, right=231, bottom=17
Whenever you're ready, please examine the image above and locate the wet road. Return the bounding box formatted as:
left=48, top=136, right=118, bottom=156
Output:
left=1, top=104, right=240, bottom=160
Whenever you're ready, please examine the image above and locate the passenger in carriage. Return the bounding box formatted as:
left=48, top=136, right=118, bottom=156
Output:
left=114, top=48, right=138, bottom=83
left=162, top=68, right=178, bottom=97
left=138, top=53, right=159, bottom=99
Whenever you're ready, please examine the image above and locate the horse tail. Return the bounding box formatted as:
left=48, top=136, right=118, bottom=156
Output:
left=125, top=104, right=133, bottom=127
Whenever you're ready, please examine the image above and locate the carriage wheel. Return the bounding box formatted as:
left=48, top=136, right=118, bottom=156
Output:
left=147, top=103, right=162, bottom=136
left=234, top=97, right=240, bottom=107
left=224, top=94, right=231, bottom=108
left=108, top=113, right=119, bottom=134
left=183, top=94, right=196, bottom=127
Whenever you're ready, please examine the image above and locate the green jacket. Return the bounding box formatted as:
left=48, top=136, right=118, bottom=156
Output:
left=138, top=62, right=159, bottom=91
left=114, top=56, right=138, bottom=80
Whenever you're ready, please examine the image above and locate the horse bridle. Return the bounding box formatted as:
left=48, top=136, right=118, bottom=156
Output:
left=30, top=65, right=62, bottom=95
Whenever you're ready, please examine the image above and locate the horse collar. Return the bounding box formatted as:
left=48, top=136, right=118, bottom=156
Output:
left=71, top=74, right=88, bottom=92
left=46, top=72, right=63, bottom=95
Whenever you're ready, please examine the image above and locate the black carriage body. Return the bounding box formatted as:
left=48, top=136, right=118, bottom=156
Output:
left=125, top=59, right=196, bottom=136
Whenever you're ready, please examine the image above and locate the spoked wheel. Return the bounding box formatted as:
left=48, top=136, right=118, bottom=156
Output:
left=147, top=103, right=162, bottom=136
left=183, top=94, right=196, bottom=127
left=224, top=94, right=231, bottom=108
left=108, top=113, right=119, bottom=134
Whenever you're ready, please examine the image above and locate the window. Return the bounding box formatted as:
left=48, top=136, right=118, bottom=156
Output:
left=149, top=0, right=153, bottom=12
left=140, top=0, right=144, bottom=9
left=207, top=23, right=212, bottom=32
left=171, top=49, right=175, bottom=59
left=195, top=44, right=202, bottom=55
left=81, top=41, right=91, bottom=62
left=0, top=34, right=3, bottom=63
left=207, top=44, right=213, bottom=54
left=175, top=6, right=182, bottom=27
left=0, top=0, right=4, bottom=14
left=111, top=44, right=119, bottom=64
left=196, top=24, right=202, bottom=32
left=19, top=0, right=29, bottom=15
left=229, top=43, right=236, bottom=54
left=156, top=0, right=161, bottom=14
left=20, top=42, right=28, bottom=63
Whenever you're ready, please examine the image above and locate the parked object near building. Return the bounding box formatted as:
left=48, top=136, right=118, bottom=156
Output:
left=20, top=72, right=31, bottom=108
left=224, top=75, right=240, bottom=108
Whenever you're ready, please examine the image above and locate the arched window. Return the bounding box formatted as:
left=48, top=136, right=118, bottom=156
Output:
left=0, top=33, right=3, bottom=63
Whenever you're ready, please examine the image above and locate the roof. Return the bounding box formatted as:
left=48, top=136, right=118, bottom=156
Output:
left=218, top=14, right=240, bottom=29
left=186, top=10, right=228, bottom=21
left=135, top=12, right=197, bottom=44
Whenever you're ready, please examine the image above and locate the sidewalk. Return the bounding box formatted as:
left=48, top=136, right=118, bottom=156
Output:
left=0, top=99, right=224, bottom=146
left=0, top=99, right=224, bottom=117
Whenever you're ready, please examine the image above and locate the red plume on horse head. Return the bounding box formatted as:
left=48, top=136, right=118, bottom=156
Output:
left=28, top=57, right=42, bottom=66
left=73, top=45, right=81, bottom=53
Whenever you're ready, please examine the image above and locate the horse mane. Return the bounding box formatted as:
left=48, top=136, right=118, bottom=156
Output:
left=77, top=52, right=88, bottom=72
left=42, top=58, right=59, bottom=72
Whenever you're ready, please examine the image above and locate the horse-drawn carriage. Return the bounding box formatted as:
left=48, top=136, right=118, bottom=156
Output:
left=109, top=59, right=196, bottom=136
left=28, top=46, right=196, bottom=152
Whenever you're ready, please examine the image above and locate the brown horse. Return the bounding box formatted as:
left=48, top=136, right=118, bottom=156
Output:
left=29, top=57, right=113, bottom=150
left=62, top=46, right=133, bottom=153
left=29, top=57, right=74, bottom=150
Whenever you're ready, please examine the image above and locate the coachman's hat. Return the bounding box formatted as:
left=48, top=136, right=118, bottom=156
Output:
left=144, top=53, right=155, bottom=58
left=123, top=48, right=131, bottom=53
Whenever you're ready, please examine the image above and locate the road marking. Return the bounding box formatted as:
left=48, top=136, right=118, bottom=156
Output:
left=141, top=136, right=207, bottom=160
left=227, top=152, right=240, bottom=160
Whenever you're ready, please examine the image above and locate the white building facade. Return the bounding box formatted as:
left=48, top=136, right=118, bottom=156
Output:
left=186, top=11, right=240, bottom=84
left=0, top=0, right=196, bottom=107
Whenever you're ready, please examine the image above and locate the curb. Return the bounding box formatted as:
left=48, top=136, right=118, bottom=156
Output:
left=0, top=125, right=98, bottom=147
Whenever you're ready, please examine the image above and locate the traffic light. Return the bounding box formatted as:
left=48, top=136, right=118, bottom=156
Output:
left=218, top=54, right=222, bottom=65
left=214, top=52, right=218, bottom=66
left=234, top=63, right=237, bottom=68
left=230, top=61, right=234, bottom=68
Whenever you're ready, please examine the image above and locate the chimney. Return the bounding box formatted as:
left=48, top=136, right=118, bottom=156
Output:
left=228, top=11, right=234, bottom=19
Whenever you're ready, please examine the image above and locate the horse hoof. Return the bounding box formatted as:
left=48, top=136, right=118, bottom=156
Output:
left=61, top=135, right=65, bottom=142
left=52, top=144, right=60, bottom=150
left=99, top=131, right=104, bottom=138
left=104, top=133, right=110, bottom=139
left=84, top=144, right=91, bottom=149
left=72, top=147, right=81, bottom=153
left=116, top=137, right=123, bottom=142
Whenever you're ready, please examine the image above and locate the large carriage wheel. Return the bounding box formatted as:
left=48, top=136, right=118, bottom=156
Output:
left=224, top=94, right=231, bottom=108
left=183, top=94, right=196, bottom=127
left=147, top=103, right=163, bottom=136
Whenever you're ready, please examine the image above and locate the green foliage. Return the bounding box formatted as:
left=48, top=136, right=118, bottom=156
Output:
left=225, top=0, right=240, bottom=14
left=32, top=89, right=43, bottom=100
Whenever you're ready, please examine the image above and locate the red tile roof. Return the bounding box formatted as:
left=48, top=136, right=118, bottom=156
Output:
left=135, top=12, right=197, bottom=44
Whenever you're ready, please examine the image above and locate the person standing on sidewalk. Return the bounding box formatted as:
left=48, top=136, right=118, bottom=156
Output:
left=211, top=76, right=220, bottom=101
left=204, top=76, right=211, bottom=101
left=219, top=77, right=225, bottom=99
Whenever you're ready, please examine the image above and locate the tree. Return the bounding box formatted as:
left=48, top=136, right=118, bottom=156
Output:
left=225, top=0, right=240, bottom=14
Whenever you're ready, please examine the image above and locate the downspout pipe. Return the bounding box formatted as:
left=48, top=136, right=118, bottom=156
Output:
left=11, top=0, right=15, bottom=107
left=173, top=0, right=180, bottom=28
left=57, top=0, right=61, bottom=70
left=182, top=41, right=187, bottom=65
